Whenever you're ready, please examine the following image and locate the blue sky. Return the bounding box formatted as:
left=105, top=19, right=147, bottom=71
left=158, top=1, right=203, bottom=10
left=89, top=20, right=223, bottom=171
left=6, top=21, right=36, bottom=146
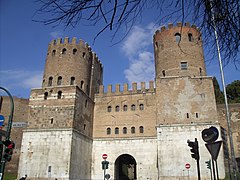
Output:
left=0, top=1, right=239, bottom=98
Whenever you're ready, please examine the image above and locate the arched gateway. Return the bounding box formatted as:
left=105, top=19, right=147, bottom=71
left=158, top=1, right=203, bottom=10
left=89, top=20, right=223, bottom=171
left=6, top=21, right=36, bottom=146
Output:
left=114, top=154, right=137, bottom=180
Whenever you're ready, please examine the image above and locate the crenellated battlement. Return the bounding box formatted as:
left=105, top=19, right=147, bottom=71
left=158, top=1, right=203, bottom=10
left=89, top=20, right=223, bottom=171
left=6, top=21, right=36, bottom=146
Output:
left=50, top=37, right=91, bottom=49
left=97, top=81, right=155, bottom=96
left=154, top=22, right=199, bottom=36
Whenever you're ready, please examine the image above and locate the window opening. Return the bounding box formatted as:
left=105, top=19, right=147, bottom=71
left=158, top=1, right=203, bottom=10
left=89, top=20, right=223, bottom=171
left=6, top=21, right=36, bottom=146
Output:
left=139, top=104, right=144, bottom=110
left=115, top=106, right=120, bottom=112
left=70, top=77, right=75, bottom=85
left=187, top=113, right=189, bottom=118
left=57, top=91, right=62, bottom=99
left=80, top=81, right=84, bottom=89
left=48, top=77, right=53, bottom=86
left=52, top=50, right=56, bottom=56
left=84, top=124, right=86, bottom=130
left=123, top=127, right=127, bottom=134
left=131, top=104, right=136, bottom=111
left=131, top=127, right=135, bottom=134
left=57, top=76, right=62, bottom=85
left=44, top=92, right=48, bottom=100
left=85, top=100, right=88, bottom=107
left=188, top=33, right=193, bottom=42
left=180, top=62, right=188, bottom=70
left=50, top=118, right=54, bottom=124
left=73, top=48, right=77, bottom=55
left=123, top=105, right=127, bottom=111
left=107, top=106, right=112, bottom=112
left=115, top=127, right=119, bottom=134
left=175, top=33, right=181, bottom=43
left=162, top=70, right=166, bottom=77
left=196, top=113, right=199, bottom=118
left=107, top=128, right=111, bottom=135
left=62, top=48, right=67, bottom=54
left=139, top=126, right=144, bottom=133
left=82, top=52, right=86, bottom=58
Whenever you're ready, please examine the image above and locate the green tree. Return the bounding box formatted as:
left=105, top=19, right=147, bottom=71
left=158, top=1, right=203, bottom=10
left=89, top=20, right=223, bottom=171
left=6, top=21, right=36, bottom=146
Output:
left=226, top=80, right=240, bottom=103
left=213, top=77, right=224, bottom=104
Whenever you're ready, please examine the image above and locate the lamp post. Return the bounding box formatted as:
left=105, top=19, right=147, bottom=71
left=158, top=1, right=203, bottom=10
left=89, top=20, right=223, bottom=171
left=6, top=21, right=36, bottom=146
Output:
left=0, top=87, right=14, bottom=180
left=208, top=1, right=238, bottom=179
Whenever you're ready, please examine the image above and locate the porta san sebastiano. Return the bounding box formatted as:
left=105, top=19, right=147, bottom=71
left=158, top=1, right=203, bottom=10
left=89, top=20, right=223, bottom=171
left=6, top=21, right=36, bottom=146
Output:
left=1, top=22, right=240, bottom=180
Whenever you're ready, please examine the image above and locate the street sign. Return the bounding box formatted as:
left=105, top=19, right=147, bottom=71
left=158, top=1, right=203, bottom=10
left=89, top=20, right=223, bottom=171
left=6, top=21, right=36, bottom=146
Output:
left=205, top=141, right=222, bottom=160
left=185, top=163, right=191, bottom=169
left=102, top=154, right=108, bottom=160
left=0, top=115, right=5, bottom=126
left=105, top=174, right=110, bottom=180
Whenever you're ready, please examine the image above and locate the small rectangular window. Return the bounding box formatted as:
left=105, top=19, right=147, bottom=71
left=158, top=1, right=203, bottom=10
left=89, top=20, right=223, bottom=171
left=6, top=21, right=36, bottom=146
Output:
left=181, top=62, right=188, bottom=70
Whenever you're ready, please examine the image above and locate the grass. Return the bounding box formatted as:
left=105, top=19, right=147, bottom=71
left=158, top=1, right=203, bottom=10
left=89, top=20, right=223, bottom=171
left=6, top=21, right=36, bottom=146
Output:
left=2, top=173, right=17, bottom=180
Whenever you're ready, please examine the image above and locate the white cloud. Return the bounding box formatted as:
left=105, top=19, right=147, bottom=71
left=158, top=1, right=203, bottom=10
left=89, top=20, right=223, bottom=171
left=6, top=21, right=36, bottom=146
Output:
left=0, top=70, right=43, bottom=97
left=122, top=23, right=158, bottom=85
left=50, top=31, right=63, bottom=39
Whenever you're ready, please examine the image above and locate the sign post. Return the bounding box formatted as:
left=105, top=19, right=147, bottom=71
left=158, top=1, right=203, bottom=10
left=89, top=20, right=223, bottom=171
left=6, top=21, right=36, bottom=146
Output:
left=185, top=163, right=190, bottom=180
left=102, top=154, right=108, bottom=180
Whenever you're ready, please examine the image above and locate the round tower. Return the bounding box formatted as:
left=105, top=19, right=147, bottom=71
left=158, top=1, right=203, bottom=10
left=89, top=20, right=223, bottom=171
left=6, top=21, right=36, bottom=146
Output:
left=42, top=37, right=103, bottom=96
left=153, top=22, right=206, bottom=78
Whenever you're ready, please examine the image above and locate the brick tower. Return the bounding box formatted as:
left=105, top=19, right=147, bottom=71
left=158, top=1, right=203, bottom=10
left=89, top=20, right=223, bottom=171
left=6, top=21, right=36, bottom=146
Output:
left=154, top=23, right=225, bottom=179
left=18, top=38, right=103, bottom=179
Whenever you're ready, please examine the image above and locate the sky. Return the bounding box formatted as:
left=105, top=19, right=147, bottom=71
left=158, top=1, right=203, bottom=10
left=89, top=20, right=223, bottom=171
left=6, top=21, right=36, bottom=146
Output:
left=0, top=1, right=239, bottom=99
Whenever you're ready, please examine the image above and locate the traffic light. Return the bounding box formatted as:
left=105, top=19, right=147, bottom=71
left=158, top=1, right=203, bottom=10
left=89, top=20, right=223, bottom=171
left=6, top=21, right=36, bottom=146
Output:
left=102, top=161, right=109, bottom=169
left=205, top=160, right=211, bottom=169
left=187, top=138, right=199, bottom=160
left=2, top=140, right=15, bottom=161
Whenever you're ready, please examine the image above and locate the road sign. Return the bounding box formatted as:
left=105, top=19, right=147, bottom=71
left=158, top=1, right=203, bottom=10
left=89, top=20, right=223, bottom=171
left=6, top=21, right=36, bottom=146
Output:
left=105, top=174, right=110, bottom=180
left=0, top=115, right=5, bottom=126
left=205, top=141, right=222, bottom=160
left=185, top=163, right=191, bottom=169
left=102, top=154, right=108, bottom=159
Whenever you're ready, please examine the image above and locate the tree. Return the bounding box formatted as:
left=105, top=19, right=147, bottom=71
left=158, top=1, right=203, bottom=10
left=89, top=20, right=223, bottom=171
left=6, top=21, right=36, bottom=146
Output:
left=226, top=80, right=240, bottom=103
left=213, top=77, right=224, bottom=104
left=34, top=0, right=240, bottom=67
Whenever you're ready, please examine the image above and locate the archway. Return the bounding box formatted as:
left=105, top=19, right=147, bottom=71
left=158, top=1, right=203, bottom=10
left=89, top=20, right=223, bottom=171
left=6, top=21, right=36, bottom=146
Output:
left=114, top=154, right=137, bottom=180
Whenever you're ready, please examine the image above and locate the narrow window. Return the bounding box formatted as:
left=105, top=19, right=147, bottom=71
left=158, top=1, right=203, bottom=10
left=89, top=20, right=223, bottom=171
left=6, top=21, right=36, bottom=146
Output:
left=115, top=106, right=120, bottom=112
left=52, top=50, right=56, bottom=56
left=73, top=48, right=77, bottom=55
left=80, top=81, right=84, bottom=89
left=139, top=104, right=144, bottom=110
left=84, top=124, right=86, bottom=130
left=50, top=118, right=54, bottom=124
left=57, top=91, right=62, bottom=99
left=57, top=76, right=62, bottom=85
left=123, top=127, right=127, bottom=134
left=62, top=48, right=67, bottom=54
left=115, top=127, right=119, bottom=134
left=107, top=106, right=112, bottom=112
left=187, top=113, right=189, bottom=118
left=48, top=166, right=51, bottom=173
left=123, top=105, right=127, bottom=111
left=188, top=33, right=193, bottom=42
left=70, top=77, right=75, bottom=85
left=196, top=113, right=199, bottom=118
left=180, top=62, right=188, bottom=70
left=199, top=68, right=202, bottom=76
left=42, top=79, right=45, bottom=86
left=107, top=128, right=111, bottom=135
left=82, top=52, right=86, bottom=58
left=44, top=92, right=48, bottom=100
left=131, top=127, right=135, bottom=134
left=139, top=126, right=144, bottom=133
left=175, top=33, right=181, bottom=43
left=48, top=77, right=53, bottom=86
left=85, top=100, right=88, bottom=107
left=131, top=104, right=136, bottom=111
left=162, top=70, right=166, bottom=77
left=155, top=42, right=158, bottom=48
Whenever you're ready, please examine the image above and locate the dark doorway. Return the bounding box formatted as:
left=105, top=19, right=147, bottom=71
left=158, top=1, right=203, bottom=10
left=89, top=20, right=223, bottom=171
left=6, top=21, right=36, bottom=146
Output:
left=115, top=154, right=137, bottom=180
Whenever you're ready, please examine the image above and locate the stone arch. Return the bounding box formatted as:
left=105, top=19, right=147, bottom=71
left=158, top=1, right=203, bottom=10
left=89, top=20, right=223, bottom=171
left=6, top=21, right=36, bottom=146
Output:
left=114, top=154, right=137, bottom=180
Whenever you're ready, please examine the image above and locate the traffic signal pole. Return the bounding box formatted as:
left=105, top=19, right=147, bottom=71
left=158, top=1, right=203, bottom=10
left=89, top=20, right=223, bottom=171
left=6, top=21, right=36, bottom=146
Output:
left=0, top=87, right=14, bottom=180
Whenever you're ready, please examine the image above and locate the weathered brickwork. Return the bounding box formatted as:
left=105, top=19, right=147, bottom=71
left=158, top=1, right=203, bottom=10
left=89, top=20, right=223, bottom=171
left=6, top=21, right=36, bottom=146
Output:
left=1, top=23, right=239, bottom=179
